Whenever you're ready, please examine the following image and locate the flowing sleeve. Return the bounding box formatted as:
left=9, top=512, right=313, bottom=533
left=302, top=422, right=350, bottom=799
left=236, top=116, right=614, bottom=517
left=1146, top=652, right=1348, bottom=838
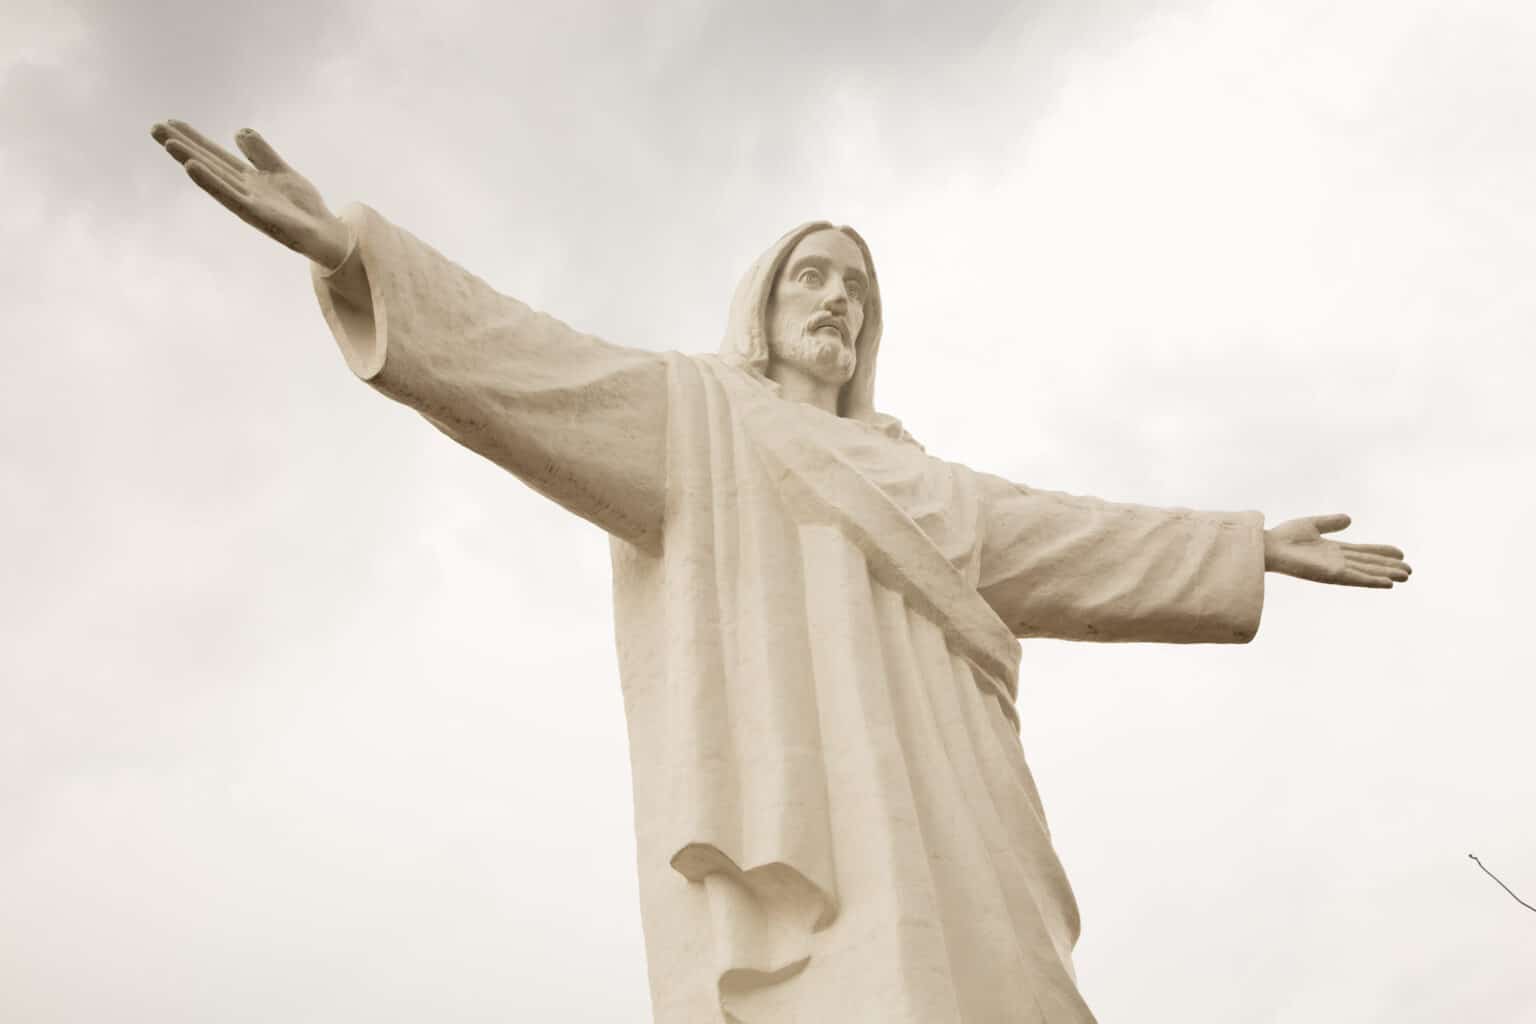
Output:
left=311, top=203, right=666, bottom=550
left=974, top=471, right=1266, bottom=644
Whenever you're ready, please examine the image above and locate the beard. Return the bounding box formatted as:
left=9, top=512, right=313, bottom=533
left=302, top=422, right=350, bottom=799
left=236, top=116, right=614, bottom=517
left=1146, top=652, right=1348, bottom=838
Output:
left=767, top=325, right=857, bottom=387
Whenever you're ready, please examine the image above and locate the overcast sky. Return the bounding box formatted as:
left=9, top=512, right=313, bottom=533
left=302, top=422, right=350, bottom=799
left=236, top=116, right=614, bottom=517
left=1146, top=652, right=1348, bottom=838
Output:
left=3, top=0, right=1534, bottom=1020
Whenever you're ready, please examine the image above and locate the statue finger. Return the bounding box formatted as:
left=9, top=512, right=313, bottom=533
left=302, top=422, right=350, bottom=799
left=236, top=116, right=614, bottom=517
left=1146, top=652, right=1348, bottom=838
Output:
left=1339, top=541, right=1405, bottom=559
left=1337, top=566, right=1393, bottom=589
left=235, top=128, right=291, bottom=173
left=1311, top=513, right=1351, bottom=534
left=159, top=136, right=195, bottom=166
left=156, top=130, right=217, bottom=170
left=1345, top=551, right=1411, bottom=575
left=1347, top=558, right=1408, bottom=582
left=184, top=153, right=248, bottom=197
left=163, top=137, right=244, bottom=185
left=1357, top=564, right=1413, bottom=580
left=162, top=119, right=249, bottom=174
left=186, top=160, right=257, bottom=224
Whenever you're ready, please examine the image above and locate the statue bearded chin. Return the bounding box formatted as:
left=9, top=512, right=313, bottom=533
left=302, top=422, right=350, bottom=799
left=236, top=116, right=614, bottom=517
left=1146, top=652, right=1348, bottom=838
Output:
left=767, top=319, right=858, bottom=388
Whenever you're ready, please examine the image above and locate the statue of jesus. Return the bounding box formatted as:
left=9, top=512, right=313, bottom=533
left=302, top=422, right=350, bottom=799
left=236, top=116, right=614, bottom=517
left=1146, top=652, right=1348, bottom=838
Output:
left=151, top=121, right=1411, bottom=1023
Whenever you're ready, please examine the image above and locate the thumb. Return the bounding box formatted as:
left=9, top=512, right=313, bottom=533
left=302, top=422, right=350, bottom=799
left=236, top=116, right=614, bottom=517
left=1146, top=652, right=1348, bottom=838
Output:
left=1311, top=513, right=1351, bottom=534
left=235, top=128, right=290, bottom=172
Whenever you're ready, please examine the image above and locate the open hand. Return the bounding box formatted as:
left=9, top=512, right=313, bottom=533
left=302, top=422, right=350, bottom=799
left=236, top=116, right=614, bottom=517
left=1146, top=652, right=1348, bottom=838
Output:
left=1264, top=514, right=1411, bottom=588
left=150, top=120, right=352, bottom=269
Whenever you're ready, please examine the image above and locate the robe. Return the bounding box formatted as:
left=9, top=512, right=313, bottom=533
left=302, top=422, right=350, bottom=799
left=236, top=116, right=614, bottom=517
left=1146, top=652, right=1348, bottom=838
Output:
left=313, top=205, right=1266, bottom=1023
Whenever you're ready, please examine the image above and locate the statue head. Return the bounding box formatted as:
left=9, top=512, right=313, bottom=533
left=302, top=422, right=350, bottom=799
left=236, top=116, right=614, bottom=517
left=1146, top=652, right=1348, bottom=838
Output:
left=765, top=228, right=868, bottom=390
left=720, top=222, right=886, bottom=423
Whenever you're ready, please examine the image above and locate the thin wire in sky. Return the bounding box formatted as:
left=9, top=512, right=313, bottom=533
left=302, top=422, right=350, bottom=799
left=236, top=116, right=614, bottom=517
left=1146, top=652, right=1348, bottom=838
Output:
left=1468, top=854, right=1536, bottom=914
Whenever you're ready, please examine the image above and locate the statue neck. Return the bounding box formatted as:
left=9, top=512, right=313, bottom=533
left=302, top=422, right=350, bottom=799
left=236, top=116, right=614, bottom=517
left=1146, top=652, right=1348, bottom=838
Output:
left=766, top=361, right=842, bottom=416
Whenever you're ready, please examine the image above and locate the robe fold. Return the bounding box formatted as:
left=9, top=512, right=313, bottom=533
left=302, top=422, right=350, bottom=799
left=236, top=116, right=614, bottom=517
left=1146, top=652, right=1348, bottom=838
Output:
left=313, top=204, right=1267, bottom=1023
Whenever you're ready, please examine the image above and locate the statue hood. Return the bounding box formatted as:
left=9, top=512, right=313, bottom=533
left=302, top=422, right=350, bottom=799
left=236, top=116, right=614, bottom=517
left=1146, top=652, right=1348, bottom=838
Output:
left=718, top=222, right=910, bottom=440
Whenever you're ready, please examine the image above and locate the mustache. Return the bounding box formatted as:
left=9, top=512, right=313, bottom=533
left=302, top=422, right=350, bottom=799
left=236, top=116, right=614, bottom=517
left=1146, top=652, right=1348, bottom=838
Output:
left=807, top=314, right=849, bottom=340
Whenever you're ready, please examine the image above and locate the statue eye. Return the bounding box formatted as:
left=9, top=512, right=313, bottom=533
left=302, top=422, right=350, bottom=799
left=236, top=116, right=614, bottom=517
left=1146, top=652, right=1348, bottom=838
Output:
left=797, top=268, right=824, bottom=288
left=847, top=281, right=865, bottom=302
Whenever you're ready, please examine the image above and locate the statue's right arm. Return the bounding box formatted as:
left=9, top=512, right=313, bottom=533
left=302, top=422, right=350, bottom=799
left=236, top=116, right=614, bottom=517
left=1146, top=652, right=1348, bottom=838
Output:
left=152, top=121, right=666, bottom=550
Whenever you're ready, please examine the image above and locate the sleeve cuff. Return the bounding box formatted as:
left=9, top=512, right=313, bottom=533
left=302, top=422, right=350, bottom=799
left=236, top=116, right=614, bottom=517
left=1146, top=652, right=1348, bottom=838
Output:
left=311, top=204, right=386, bottom=381
left=1225, top=510, right=1267, bottom=642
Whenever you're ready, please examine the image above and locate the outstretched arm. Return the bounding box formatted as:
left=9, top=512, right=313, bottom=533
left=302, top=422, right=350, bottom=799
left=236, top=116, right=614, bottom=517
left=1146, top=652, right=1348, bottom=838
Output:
left=975, top=474, right=1410, bottom=644
left=150, top=121, right=667, bottom=549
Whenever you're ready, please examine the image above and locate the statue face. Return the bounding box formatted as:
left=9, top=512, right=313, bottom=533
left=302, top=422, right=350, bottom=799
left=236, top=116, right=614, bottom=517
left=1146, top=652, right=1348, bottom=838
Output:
left=766, top=229, right=868, bottom=387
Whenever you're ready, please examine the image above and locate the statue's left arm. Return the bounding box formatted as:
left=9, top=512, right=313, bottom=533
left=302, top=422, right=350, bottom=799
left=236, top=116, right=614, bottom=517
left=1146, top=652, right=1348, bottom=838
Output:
left=974, top=473, right=1410, bottom=643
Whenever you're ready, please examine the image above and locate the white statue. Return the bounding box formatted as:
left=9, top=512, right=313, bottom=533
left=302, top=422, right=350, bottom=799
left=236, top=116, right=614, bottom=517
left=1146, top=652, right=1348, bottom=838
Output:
left=152, top=122, right=1411, bottom=1023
